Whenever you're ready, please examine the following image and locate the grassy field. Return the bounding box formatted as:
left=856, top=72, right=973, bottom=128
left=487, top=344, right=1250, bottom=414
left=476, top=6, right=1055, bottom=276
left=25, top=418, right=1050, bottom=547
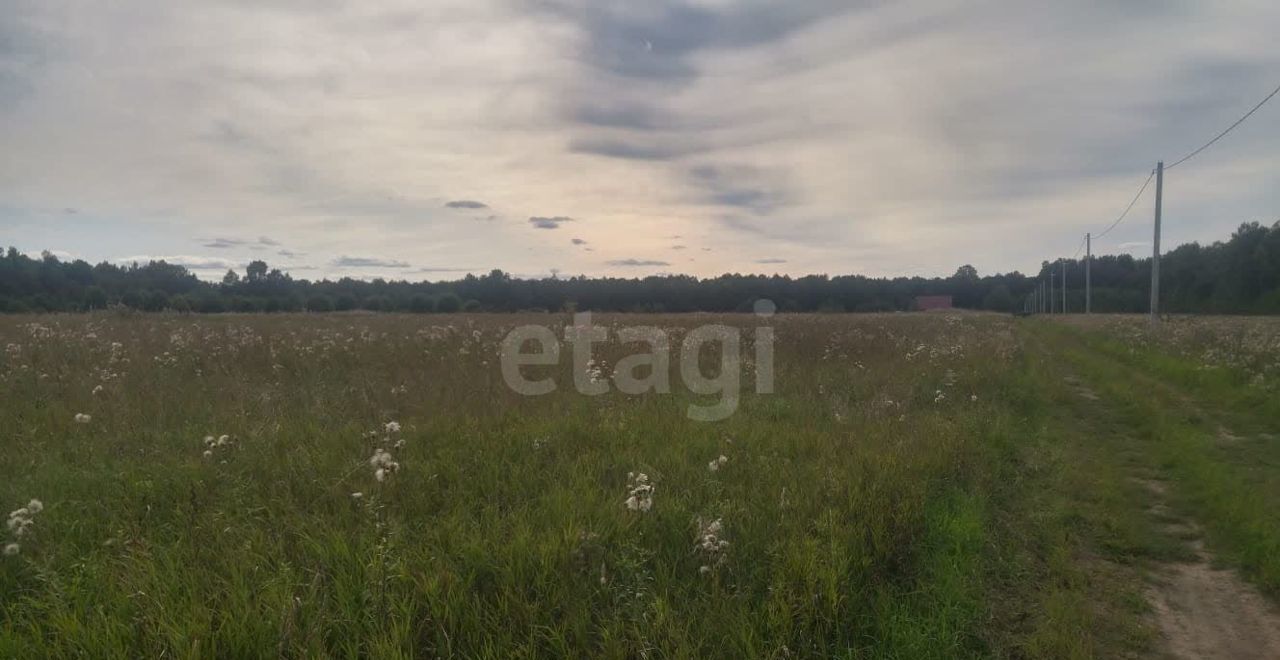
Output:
left=1, top=312, right=1278, bottom=658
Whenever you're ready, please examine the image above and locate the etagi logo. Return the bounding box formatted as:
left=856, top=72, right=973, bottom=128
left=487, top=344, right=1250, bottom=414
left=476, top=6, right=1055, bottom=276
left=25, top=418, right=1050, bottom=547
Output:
left=500, top=300, right=777, bottom=421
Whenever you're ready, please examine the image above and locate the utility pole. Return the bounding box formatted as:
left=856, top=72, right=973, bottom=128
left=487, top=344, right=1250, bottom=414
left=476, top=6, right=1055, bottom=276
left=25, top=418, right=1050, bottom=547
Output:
left=1150, top=160, right=1164, bottom=323
left=1061, top=259, right=1067, bottom=314
left=1086, top=233, right=1092, bottom=314
left=1049, top=271, right=1055, bottom=314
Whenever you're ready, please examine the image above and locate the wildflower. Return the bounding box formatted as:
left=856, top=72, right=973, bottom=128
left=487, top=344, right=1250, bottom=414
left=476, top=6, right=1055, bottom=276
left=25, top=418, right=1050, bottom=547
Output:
left=3, top=543, right=17, bottom=557
left=384, top=421, right=401, bottom=434
left=202, top=450, right=213, bottom=459
left=351, top=492, right=363, bottom=500
left=74, top=413, right=91, bottom=424
left=624, top=472, right=654, bottom=513
left=707, top=455, right=728, bottom=472
left=369, top=448, right=400, bottom=482
left=6, top=499, right=41, bottom=553
left=695, top=517, right=729, bottom=573
left=933, top=390, right=945, bottom=404
left=92, top=385, right=104, bottom=396
left=970, top=394, right=978, bottom=402
left=585, top=359, right=606, bottom=384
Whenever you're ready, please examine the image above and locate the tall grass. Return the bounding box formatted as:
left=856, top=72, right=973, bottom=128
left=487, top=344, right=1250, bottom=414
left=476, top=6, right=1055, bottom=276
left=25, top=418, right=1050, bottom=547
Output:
left=0, top=312, right=1131, bottom=656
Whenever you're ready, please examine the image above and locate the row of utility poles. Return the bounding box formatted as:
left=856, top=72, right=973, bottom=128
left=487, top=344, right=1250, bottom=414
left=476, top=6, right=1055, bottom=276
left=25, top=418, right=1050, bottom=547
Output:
left=1024, top=161, right=1164, bottom=321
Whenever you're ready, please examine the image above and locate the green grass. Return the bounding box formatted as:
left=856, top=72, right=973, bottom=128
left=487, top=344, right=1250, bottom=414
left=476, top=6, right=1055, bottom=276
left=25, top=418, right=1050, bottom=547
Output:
left=1031, top=320, right=1280, bottom=595
left=0, top=311, right=1276, bottom=657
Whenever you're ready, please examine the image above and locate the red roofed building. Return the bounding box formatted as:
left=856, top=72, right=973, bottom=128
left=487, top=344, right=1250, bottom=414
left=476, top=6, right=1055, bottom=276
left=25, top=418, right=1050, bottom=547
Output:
left=914, top=295, right=953, bottom=311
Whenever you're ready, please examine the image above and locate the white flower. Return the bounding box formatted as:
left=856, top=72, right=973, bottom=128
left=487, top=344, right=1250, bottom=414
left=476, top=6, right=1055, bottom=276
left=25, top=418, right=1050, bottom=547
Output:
left=26, top=500, right=42, bottom=514
left=384, top=421, right=401, bottom=434
left=202, top=450, right=213, bottom=459
left=92, top=385, right=104, bottom=395
left=3, top=543, right=18, bottom=557
left=74, top=413, right=91, bottom=424
left=375, top=468, right=387, bottom=482
left=970, top=394, right=978, bottom=402
left=624, top=472, right=654, bottom=512
left=695, top=517, right=729, bottom=571
left=350, top=492, right=363, bottom=500
left=707, top=455, right=729, bottom=472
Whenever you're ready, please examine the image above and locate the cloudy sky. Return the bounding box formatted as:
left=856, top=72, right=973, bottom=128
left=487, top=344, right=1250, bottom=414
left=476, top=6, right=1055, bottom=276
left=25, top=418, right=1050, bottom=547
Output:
left=2, top=1, right=1278, bottom=281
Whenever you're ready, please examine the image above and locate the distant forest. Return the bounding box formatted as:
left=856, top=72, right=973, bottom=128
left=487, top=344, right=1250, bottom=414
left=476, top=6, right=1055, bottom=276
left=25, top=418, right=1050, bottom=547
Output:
left=3, top=221, right=1278, bottom=315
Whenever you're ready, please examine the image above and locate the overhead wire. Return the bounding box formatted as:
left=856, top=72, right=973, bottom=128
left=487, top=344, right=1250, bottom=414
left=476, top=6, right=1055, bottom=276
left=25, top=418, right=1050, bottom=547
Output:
left=1094, top=169, right=1156, bottom=241
left=1165, top=82, right=1280, bottom=171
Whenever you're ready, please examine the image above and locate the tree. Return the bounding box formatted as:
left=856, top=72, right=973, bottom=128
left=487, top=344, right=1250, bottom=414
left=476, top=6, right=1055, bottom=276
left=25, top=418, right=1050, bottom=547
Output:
left=306, top=295, right=334, bottom=312
left=436, top=292, right=462, bottom=313
left=334, top=294, right=358, bottom=311
left=222, top=269, right=241, bottom=286
left=982, top=284, right=1013, bottom=312
left=245, top=260, right=268, bottom=282
left=83, top=286, right=108, bottom=310
left=409, top=294, right=435, bottom=314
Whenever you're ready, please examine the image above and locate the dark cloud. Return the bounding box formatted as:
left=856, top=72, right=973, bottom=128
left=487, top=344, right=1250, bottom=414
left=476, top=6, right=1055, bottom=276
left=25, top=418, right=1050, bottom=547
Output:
left=756, top=258, right=787, bottom=264
left=332, top=256, right=411, bottom=268
left=607, top=258, right=670, bottom=267
left=569, top=137, right=701, bottom=161
left=571, top=238, right=588, bottom=245
left=672, top=245, right=686, bottom=250
left=689, top=165, right=789, bottom=214
left=529, top=216, right=575, bottom=229
left=538, top=1, right=858, bottom=83
left=201, top=238, right=246, bottom=249
left=573, top=100, right=667, bottom=130
left=277, top=249, right=304, bottom=258
left=445, top=200, right=488, bottom=209
left=258, top=236, right=280, bottom=246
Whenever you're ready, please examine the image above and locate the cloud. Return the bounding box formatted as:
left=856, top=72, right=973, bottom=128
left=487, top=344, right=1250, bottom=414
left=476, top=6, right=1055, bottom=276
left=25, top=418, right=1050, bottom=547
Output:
left=529, top=216, right=574, bottom=229
left=332, top=256, right=411, bottom=269
left=416, top=266, right=477, bottom=273
left=672, top=245, right=686, bottom=250
left=4, top=2, right=1280, bottom=279
left=569, top=137, right=699, bottom=161
left=258, top=236, right=280, bottom=246
left=688, top=165, right=789, bottom=214
left=756, top=258, right=787, bottom=264
left=116, top=255, right=236, bottom=270
left=571, top=238, right=588, bottom=245
left=201, top=238, right=246, bottom=249
left=445, top=200, right=488, bottom=209
left=277, top=249, right=304, bottom=258
left=607, top=258, right=670, bottom=267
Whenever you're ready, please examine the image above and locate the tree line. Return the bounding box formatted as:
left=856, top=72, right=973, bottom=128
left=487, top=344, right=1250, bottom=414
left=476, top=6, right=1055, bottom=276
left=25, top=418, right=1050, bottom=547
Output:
left=2, top=221, right=1278, bottom=315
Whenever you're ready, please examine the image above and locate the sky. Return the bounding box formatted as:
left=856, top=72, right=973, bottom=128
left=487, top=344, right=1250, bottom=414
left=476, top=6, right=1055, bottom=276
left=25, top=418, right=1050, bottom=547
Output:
left=2, top=0, right=1279, bottom=281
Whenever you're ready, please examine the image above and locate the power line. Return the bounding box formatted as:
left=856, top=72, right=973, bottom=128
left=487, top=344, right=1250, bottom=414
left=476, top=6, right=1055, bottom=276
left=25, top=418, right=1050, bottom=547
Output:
left=1165, top=82, right=1280, bottom=171
left=1094, top=169, right=1155, bottom=240
left=1070, top=234, right=1087, bottom=259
